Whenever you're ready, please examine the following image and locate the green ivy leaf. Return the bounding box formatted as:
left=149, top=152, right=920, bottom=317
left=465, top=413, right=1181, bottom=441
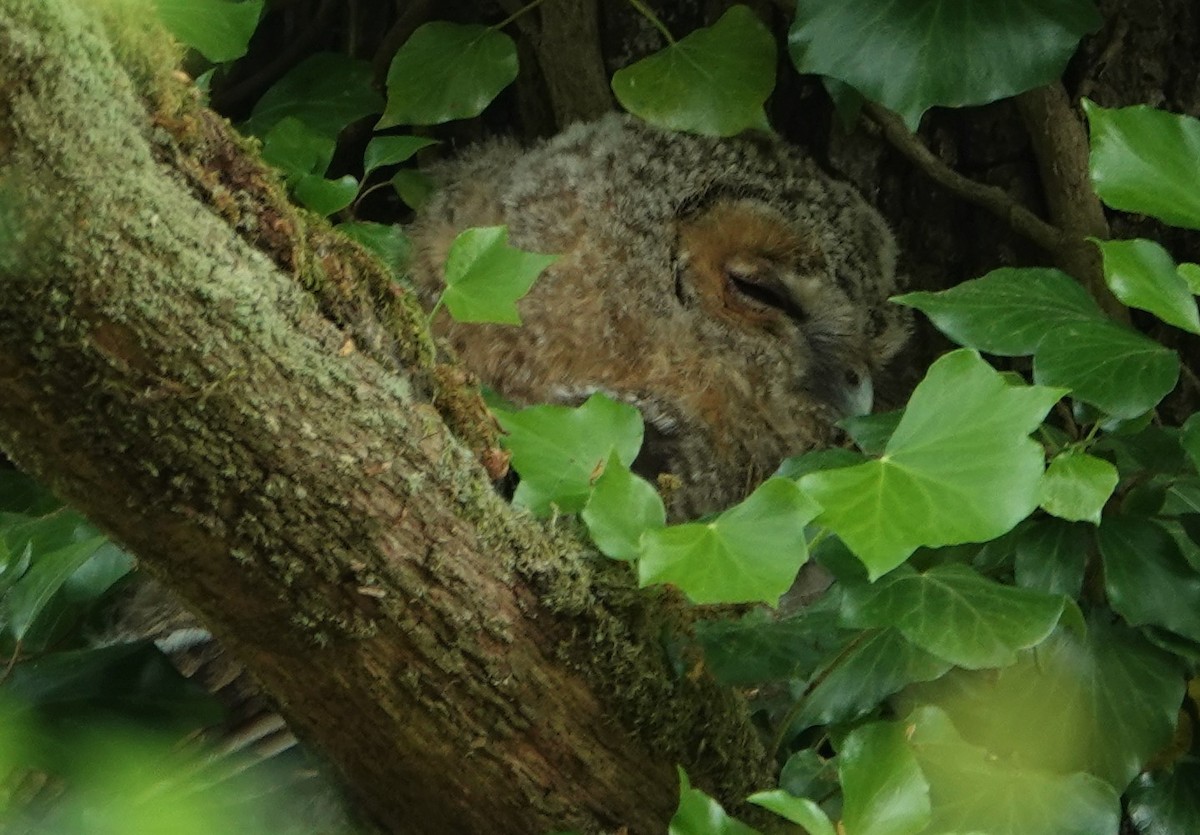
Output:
left=391, top=169, right=437, bottom=210
left=747, top=791, right=835, bottom=835
left=380, top=23, right=518, bottom=127
left=839, top=410, right=902, bottom=456
left=906, top=705, right=1121, bottom=835
left=1179, top=262, right=1200, bottom=293
left=1094, top=238, right=1200, bottom=334
left=581, top=451, right=665, bottom=560
left=337, top=221, right=411, bottom=277
left=788, top=0, right=1100, bottom=130
left=694, top=604, right=843, bottom=686
left=153, top=0, right=263, bottom=63
left=260, top=117, right=335, bottom=178
left=640, top=479, right=819, bottom=605
left=838, top=720, right=931, bottom=835
left=1013, top=518, right=1089, bottom=597
left=1127, top=757, right=1200, bottom=835
left=494, top=393, right=643, bottom=515
left=363, top=136, right=439, bottom=178
left=1097, top=516, right=1200, bottom=643
left=897, top=268, right=1179, bottom=419
left=1084, top=101, right=1200, bottom=230
left=788, top=628, right=951, bottom=734
left=903, top=620, right=1184, bottom=790
left=775, top=448, right=865, bottom=481
left=244, top=53, right=383, bottom=138
left=439, top=226, right=558, bottom=325
left=800, top=350, right=1063, bottom=577
left=293, top=174, right=358, bottom=216
left=780, top=750, right=839, bottom=801
left=3, top=535, right=107, bottom=641
left=1039, top=451, right=1118, bottom=524
left=611, top=5, right=775, bottom=137
left=670, top=768, right=761, bottom=835
left=840, top=565, right=1065, bottom=669
left=1182, top=412, right=1200, bottom=473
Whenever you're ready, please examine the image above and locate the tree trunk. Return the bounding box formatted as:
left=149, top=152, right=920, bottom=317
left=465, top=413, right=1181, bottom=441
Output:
left=0, top=3, right=771, bottom=833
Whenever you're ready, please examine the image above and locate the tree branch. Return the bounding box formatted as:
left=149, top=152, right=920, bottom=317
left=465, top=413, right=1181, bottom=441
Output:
left=0, top=3, right=770, bottom=832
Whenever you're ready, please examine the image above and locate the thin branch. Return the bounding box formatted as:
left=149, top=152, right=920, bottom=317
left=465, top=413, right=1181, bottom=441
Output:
left=863, top=101, right=1071, bottom=256
left=626, top=0, right=676, bottom=45
left=493, top=0, right=550, bottom=33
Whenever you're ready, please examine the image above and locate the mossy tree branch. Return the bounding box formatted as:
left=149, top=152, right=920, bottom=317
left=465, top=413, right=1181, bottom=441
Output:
left=0, top=3, right=770, bottom=833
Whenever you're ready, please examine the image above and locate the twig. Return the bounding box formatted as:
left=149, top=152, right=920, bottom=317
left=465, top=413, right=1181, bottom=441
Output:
left=626, top=0, right=676, bottom=45
left=768, top=630, right=868, bottom=760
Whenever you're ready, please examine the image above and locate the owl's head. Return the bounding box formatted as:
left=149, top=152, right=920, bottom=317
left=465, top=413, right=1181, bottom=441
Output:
left=408, top=115, right=910, bottom=517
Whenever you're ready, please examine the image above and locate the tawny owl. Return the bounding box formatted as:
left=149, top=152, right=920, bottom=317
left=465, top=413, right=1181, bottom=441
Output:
left=409, top=114, right=908, bottom=517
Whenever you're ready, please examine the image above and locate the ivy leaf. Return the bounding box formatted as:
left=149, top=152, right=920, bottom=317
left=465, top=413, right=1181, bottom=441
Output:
left=1182, top=412, right=1200, bottom=473
left=1094, top=238, right=1200, bottom=334
left=906, top=705, right=1121, bottom=835
left=611, top=5, right=775, bottom=137
left=1127, top=757, right=1200, bottom=835
left=363, top=136, right=439, bottom=178
left=788, top=0, right=1100, bottom=130
left=439, top=226, right=558, bottom=325
left=581, top=452, right=665, bottom=560
left=494, top=393, right=643, bottom=516
left=1039, top=451, right=1118, bottom=525
left=747, top=791, right=835, bottom=835
left=903, top=620, right=1184, bottom=790
left=694, top=603, right=843, bottom=686
left=775, top=448, right=865, bottom=481
left=840, top=565, right=1065, bottom=669
left=1179, top=262, right=1200, bottom=293
left=1013, top=518, right=1089, bottom=597
left=3, top=535, right=107, bottom=642
left=337, top=221, right=411, bottom=277
left=897, top=268, right=1179, bottom=419
left=788, top=628, right=951, bottom=734
left=670, top=768, right=762, bottom=835
left=244, top=53, right=383, bottom=138
left=391, top=169, right=437, bottom=210
left=1097, top=516, right=1200, bottom=643
left=839, top=410, right=902, bottom=456
left=380, top=23, right=518, bottom=127
left=293, top=174, right=358, bottom=216
left=1084, top=100, right=1200, bottom=230
left=800, top=350, right=1063, bottom=577
left=838, top=720, right=931, bottom=835
left=153, top=0, right=263, bottom=63
left=261, top=117, right=335, bottom=177
left=639, top=478, right=819, bottom=605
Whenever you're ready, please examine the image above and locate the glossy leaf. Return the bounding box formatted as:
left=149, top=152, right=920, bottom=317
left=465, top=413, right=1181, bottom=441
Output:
left=1013, top=518, right=1089, bottom=597
left=1085, top=101, right=1200, bottom=230
left=4, top=535, right=106, bottom=641
left=494, top=393, right=642, bottom=515
left=337, top=221, right=411, bottom=276
left=747, top=791, right=835, bottom=835
left=1184, top=412, right=1200, bottom=473
left=669, top=768, right=761, bottom=835
left=839, top=410, right=901, bottom=456
left=438, top=226, right=557, bottom=325
left=907, top=705, right=1121, bottom=835
left=801, top=350, right=1062, bottom=577
left=903, top=621, right=1183, bottom=790
left=293, top=174, right=358, bottom=216
left=695, top=604, right=842, bottom=686
left=789, top=628, right=951, bottom=734
left=838, top=720, right=931, bottom=835
left=153, top=0, right=263, bottom=63
left=1097, top=516, right=1200, bottom=643
left=1127, top=757, right=1200, bottom=835
left=640, top=479, right=819, bottom=605
left=363, top=136, right=439, bottom=177
left=380, top=23, right=517, bottom=127
left=841, top=565, right=1064, bottom=669
left=775, top=448, right=865, bottom=481
left=612, top=5, right=775, bottom=137
left=260, top=117, right=334, bottom=177
left=581, top=452, right=665, bottom=560
left=1094, top=238, right=1200, bottom=334
left=788, top=0, right=1100, bottom=130
left=244, top=53, right=382, bottom=137
left=897, top=268, right=1178, bottom=418
left=1179, top=262, right=1200, bottom=293
left=391, top=169, right=437, bottom=210
left=1039, top=451, right=1118, bottom=524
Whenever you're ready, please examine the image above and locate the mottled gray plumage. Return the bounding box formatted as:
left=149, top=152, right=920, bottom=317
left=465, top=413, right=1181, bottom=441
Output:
left=410, top=114, right=908, bottom=517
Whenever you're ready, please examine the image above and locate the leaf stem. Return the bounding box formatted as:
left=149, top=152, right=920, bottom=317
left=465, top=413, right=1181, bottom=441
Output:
left=428, top=294, right=446, bottom=327
left=492, top=0, right=549, bottom=31
left=768, top=630, right=869, bottom=760
left=625, top=0, right=676, bottom=44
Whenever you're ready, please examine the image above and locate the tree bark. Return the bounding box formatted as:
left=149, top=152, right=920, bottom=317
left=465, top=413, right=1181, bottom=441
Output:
left=0, top=3, right=771, bottom=833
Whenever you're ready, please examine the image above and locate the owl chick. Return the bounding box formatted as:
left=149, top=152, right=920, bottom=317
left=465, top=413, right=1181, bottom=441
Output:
left=408, top=114, right=908, bottom=518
